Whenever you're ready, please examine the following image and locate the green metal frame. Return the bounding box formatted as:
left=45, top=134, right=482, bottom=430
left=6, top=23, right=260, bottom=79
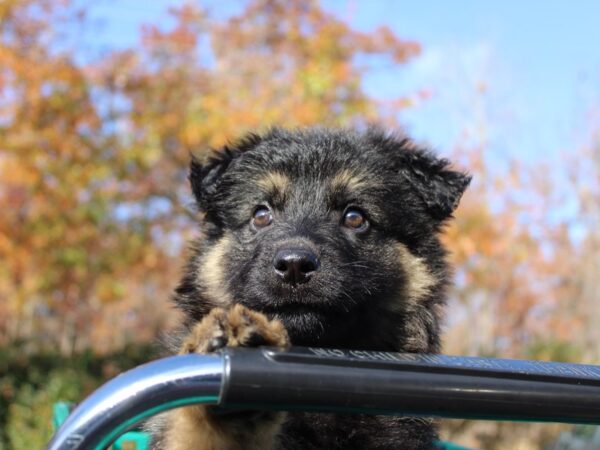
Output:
left=53, top=402, right=150, bottom=450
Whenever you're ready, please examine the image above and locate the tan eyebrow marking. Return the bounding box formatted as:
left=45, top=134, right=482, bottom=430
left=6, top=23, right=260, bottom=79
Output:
left=328, top=169, right=368, bottom=193
left=256, top=171, right=290, bottom=205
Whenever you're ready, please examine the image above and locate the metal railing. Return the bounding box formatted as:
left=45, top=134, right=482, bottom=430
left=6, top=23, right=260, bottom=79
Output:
left=48, top=347, right=600, bottom=450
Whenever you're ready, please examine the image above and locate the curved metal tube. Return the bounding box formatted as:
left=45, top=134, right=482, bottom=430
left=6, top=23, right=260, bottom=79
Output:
left=47, top=347, right=600, bottom=449
left=46, top=354, right=224, bottom=450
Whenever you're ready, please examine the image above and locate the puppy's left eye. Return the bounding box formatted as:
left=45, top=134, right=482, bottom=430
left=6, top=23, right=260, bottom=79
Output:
left=252, top=206, right=273, bottom=228
left=343, top=208, right=369, bottom=232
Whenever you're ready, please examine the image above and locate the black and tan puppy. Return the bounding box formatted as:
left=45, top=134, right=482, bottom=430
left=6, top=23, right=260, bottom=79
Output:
left=148, top=127, right=470, bottom=450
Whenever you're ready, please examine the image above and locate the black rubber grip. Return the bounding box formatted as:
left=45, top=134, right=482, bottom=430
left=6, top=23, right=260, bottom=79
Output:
left=220, top=347, right=600, bottom=424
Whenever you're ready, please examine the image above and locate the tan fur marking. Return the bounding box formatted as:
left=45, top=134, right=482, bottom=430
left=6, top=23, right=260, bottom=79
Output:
left=198, top=236, right=233, bottom=306
left=402, top=313, right=433, bottom=353
left=256, top=172, right=290, bottom=196
left=164, top=406, right=284, bottom=450
left=164, top=407, right=232, bottom=450
left=329, top=168, right=369, bottom=193
left=395, top=243, right=436, bottom=305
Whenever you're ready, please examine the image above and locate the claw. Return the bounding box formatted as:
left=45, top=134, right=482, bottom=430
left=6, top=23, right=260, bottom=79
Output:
left=243, top=332, right=269, bottom=347
left=206, top=335, right=228, bottom=352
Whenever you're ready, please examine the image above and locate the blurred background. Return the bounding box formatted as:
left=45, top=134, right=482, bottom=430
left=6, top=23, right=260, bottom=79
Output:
left=1, top=1, right=599, bottom=448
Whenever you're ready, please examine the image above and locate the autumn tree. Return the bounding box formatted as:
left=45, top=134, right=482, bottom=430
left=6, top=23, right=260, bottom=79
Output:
left=0, top=0, right=420, bottom=353
left=546, top=125, right=600, bottom=364
left=4, top=2, right=600, bottom=449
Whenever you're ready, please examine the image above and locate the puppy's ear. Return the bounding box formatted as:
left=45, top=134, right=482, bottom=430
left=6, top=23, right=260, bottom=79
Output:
left=399, top=149, right=471, bottom=221
left=189, top=148, right=235, bottom=212
left=368, top=130, right=471, bottom=220
left=189, top=132, right=263, bottom=213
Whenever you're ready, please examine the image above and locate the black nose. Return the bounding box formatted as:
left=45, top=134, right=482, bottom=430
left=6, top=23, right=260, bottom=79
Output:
left=273, top=249, right=320, bottom=285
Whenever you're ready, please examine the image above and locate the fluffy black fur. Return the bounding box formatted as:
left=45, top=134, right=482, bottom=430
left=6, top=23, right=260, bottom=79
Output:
left=153, top=127, right=470, bottom=449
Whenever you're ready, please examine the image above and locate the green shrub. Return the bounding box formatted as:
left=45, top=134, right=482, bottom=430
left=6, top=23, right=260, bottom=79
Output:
left=0, top=343, right=157, bottom=450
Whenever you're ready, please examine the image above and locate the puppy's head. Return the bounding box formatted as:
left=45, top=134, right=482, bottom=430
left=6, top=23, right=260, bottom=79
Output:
left=181, top=128, right=470, bottom=350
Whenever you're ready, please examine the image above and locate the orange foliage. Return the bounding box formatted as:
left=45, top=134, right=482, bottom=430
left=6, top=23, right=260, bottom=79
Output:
left=1, top=0, right=595, bottom=372
left=0, top=0, right=419, bottom=353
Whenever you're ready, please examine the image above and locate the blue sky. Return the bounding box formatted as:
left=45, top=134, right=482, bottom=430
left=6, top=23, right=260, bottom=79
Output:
left=83, top=0, right=600, bottom=163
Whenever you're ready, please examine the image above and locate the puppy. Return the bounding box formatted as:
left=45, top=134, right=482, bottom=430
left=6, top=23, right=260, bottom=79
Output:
left=147, top=127, right=470, bottom=449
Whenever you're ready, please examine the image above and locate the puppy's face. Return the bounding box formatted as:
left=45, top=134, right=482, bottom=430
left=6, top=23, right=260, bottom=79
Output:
left=184, top=128, right=470, bottom=350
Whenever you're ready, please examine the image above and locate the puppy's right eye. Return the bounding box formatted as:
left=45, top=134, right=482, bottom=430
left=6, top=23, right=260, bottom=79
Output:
left=252, top=206, right=273, bottom=228
left=342, top=208, right=369, bottom=232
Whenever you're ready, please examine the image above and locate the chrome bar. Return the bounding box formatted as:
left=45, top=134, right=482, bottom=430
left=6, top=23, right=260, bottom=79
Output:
left=47, top=347, right=600, bottom=450
left=46, top=354, right=224, bottom=450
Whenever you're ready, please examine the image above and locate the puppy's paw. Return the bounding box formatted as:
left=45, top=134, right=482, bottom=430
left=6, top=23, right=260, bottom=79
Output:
left=167, top=306, right=287, bottom=450
left=180, top=304, right=289, bottom=355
